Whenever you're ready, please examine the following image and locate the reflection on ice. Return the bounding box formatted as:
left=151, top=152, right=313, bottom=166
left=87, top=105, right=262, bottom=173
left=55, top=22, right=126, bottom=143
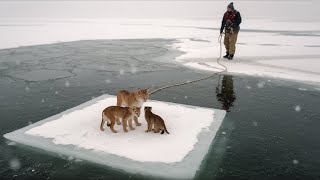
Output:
left=216, top=75, right=236, bottom=112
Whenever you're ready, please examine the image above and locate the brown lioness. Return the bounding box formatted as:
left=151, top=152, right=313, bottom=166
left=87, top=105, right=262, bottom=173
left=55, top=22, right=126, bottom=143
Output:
left=100, top=106, right=141, bottom=133
left=144, top=106, right=169, bottom=134
left=117, top=88, right=149, bottom=126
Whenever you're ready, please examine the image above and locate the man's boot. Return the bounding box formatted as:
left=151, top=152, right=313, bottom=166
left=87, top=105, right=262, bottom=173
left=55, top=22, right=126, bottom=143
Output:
left=228, top=54, right=234, bottom=60
left=223, top=52, right=229, bottom=58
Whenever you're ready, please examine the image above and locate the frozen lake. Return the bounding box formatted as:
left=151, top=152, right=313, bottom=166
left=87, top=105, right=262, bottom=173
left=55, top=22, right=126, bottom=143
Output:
left=1, top=0, right=320, bottom=179
left=1, top=39, right=320, bottom=179
left=1, top=1, right=320, bottom=84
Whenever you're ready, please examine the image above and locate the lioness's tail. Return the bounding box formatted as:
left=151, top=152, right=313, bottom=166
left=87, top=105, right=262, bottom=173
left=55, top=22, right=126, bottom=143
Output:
left=116, top=91, right=123, bottom=106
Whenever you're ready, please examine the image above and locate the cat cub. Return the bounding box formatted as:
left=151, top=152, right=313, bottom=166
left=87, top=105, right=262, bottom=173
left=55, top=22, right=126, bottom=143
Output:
left=144, top=106, right=169, bottom=134
left=100, top=106, right=140, bottom=133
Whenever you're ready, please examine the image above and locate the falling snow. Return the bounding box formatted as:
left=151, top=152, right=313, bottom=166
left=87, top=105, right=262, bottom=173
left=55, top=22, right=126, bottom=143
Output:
left=257, top=81, right=265, bottom=88
left=298, top=88, right=307, bottom=91
left=293, top=160, right=299, bottom=165
left=9, top=158, right=21, bottom=171
left=131, top=66, right=137, bottom=74
left=25, top=86, right=30, bottom=92
left=65, top=80, right=70, bottom=87
left=105, top=79, right=111, bottom=84
left=295, top=105, right=301, bottom=112
left=119, top=69, right=125, bottom=75
left=253, top=121, right=258, bottom=127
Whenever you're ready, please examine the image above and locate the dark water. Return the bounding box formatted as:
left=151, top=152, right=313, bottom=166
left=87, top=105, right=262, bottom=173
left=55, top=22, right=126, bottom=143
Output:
left=1, top=39, right=320, bottom=180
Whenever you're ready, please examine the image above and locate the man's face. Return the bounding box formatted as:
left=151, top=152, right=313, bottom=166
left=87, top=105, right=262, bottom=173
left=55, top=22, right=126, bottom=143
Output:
left=227, top=8, right=232, bottom=12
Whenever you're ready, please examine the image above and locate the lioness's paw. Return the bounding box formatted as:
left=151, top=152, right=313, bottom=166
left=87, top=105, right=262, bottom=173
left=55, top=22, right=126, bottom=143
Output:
left=136, top=123, right=142, bottom=126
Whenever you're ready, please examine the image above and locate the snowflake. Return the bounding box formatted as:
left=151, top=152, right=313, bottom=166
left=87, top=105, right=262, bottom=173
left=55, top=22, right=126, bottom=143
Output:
left=119, top=69, right=125, bottom=75
left=9, top=158, right=21, bottom=171
left=294, top=105, right=301, bottom=112
left=65, top=80, right=70, bottom=87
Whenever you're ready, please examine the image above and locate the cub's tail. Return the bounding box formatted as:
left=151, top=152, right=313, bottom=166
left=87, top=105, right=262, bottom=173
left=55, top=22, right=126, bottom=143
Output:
left=161, top=123, right=169, bottom=134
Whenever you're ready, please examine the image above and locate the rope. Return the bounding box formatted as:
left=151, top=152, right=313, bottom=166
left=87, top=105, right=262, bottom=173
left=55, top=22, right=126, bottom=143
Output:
left=149, top=34, right=227, bottom=95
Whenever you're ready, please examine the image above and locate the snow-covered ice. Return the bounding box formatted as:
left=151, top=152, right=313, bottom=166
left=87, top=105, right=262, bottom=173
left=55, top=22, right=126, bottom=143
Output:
left=1, top=1, right=319, bottom=85
left=25, top=97, right=215, bottom=163
left=3, top=95, right=226, bottom=179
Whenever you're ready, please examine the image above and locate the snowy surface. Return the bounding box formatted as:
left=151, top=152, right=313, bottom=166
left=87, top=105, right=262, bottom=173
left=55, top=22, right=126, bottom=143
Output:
left=3, top=95, right=226, bottom=179
left=25, top=97, right=214, bottom=163
left=0, top=1, right=319, bottom=85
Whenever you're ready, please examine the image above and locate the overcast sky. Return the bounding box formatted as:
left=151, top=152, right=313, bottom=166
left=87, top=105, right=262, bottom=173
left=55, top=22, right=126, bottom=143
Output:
left=0, top=0, right=317, bottom=20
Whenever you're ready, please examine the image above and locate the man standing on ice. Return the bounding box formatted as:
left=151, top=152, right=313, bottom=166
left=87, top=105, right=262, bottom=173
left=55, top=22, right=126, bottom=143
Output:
left=220, top=2, right=242, bottom=60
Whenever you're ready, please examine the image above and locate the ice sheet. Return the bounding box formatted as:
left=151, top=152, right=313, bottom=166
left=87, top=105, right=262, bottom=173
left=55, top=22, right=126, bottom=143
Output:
left=1, top=1, right=319, bottom=84
left=3, top=94, right=226, bottom=179
left=11, top=69, right=73, bottom=81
